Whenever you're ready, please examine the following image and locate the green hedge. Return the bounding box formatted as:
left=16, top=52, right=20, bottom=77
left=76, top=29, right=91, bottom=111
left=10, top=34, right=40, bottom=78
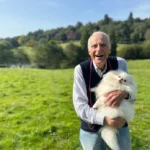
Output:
left=117, top=41, right=150, bottom=59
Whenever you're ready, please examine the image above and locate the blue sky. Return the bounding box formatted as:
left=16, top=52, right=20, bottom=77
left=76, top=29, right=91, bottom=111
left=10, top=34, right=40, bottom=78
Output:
left=0, top=0, right=150, bottom=38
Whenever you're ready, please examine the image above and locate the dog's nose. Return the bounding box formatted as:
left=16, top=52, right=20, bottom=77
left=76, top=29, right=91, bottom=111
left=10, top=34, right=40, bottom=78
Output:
left=119, top=78, right=123, bottom=84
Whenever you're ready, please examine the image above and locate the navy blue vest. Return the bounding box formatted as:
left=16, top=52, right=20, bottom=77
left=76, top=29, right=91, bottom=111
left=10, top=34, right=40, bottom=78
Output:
left=80, top=56, right=120, bottom=132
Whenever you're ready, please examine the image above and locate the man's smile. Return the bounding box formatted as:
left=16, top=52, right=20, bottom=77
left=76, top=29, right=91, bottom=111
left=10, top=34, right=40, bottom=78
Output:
left=95, top=54, right=105, bottom=60
left=95, top=54, right=104, bottom=57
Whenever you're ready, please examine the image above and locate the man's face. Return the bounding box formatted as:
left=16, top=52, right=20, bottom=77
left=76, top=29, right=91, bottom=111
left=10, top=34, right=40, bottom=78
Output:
left=88, top=33, right=111, bottom=70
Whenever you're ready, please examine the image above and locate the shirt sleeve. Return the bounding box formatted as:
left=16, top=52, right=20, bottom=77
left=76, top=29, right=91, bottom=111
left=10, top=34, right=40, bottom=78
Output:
left=117, top=57, right=136, bottom=103
left=72, top=65, right=105, bottom=125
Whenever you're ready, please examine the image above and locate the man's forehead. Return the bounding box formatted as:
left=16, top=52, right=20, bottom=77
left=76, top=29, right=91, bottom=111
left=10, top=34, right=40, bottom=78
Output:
left=90, top=34, right=108, bottom=44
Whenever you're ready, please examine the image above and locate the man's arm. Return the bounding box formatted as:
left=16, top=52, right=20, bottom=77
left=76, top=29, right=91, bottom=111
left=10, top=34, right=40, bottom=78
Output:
left=73, top=65, right=105, bottom=125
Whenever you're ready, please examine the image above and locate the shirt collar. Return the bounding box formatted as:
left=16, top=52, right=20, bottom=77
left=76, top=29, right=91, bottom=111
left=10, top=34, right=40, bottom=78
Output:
left=93, top=61, right=107, bottom=77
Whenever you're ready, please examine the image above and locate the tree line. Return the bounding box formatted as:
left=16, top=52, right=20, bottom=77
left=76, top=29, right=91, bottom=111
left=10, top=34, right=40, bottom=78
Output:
left=0, top=12, right=150, bottom=68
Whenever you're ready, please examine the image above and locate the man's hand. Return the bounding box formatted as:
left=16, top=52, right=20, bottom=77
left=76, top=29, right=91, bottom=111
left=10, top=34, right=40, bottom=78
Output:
left=104, top=116, right=126, bottom=128
left=104, top=90, right=128, bottom=107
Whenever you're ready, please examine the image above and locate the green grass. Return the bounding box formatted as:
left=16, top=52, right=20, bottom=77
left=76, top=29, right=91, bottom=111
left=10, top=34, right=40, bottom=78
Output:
left=127, top=60, right=150, bottom=150
left=0, top=68, right=79, bottom=150
left=0, top=60, right=150, bottom=150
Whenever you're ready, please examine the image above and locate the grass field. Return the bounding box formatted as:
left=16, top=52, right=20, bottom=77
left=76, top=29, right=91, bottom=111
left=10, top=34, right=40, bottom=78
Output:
left=0, top=59, right=150, bottom=150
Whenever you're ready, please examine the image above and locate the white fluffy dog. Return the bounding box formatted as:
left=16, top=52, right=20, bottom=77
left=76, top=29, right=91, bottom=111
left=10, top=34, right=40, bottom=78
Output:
left=91, top=70, right=137, bottom=150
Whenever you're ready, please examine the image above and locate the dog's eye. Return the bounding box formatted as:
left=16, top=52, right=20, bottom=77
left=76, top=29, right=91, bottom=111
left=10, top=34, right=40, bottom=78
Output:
left=124, top=79, right=126, bottom=82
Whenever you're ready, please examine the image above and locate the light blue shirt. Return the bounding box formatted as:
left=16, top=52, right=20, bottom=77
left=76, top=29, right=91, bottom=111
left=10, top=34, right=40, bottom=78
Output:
left=73, top=57, right=135, bottom=126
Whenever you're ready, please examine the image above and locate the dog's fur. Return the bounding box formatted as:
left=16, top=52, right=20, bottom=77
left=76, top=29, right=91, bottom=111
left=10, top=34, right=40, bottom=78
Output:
left=91, top=70, right=137, bottom=150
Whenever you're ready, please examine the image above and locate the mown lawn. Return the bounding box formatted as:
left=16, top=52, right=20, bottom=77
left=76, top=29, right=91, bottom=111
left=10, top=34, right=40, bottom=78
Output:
left=0, top=59, right=150, bottom=150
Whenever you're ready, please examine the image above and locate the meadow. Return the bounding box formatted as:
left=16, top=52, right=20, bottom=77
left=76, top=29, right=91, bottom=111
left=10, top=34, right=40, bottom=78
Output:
left=0, top=59, right=150, bottom=150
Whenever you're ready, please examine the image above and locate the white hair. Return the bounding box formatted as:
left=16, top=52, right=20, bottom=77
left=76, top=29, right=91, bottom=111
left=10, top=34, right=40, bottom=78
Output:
left=88, top=31, right=111, bottom=49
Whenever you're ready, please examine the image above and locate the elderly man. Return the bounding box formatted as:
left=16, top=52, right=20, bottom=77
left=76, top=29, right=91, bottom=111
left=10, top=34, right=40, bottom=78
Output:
left=73, top=31, right=135, bottom=150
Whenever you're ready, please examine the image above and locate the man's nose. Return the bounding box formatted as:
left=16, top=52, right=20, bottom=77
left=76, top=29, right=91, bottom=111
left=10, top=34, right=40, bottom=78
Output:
left=96, top=44, right=103, bottom=51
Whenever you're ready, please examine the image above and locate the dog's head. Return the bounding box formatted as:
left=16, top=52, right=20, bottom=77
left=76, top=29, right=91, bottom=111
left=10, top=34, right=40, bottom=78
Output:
left=103, top=70, right=136, bottom=88
left=116, top=71, right=134, bottom=86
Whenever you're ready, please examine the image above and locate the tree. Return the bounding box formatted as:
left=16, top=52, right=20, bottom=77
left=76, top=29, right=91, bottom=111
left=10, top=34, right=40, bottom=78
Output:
left=33, top=40, right=66, bottom=68
left=12, top=47, right=30, bottom=67
left=145, top=29, right=150, bottom=40
left=127, top=12, right=134, bottom=25
left=103, top=14, right=113, bottom=24
left=63, top=42, right=82, bottom=67
left=17, top=35, right=26, bottom=46
left=109, top=29, right=117, bottom=56
left=33, top=29, right=44, bottom=41
left=5, top=37, right=19, bottom=48
left=26, top=39, right=37, bottom=47
left=80, top=27, right=92, bottom=60
left=116, top=22, right=131, bottom=43
left=130, top=32, right=140, bottom=43
left=66, top=25, right=76, bottom=32
left=0, top=40, right=13, bottom=65
left=134, top=22, right=146, bottom=41
left=75, top=21, right=83, bottom=30
left=55, top=32, right=67, bottom=41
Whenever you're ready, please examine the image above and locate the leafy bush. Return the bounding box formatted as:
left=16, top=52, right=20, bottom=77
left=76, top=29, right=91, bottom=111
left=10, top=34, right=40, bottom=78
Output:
left=141, top=40, right=150, bottom=59
left=63, top=42, right=82, bottom=67
left=117, top=44, right=143, bottom=59
left=33, top=40, right=67, bottom=69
